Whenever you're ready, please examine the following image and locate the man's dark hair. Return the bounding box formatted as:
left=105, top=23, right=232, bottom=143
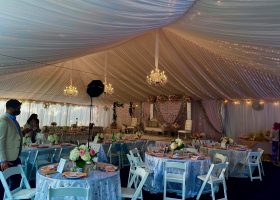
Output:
left=6, top=99, right=22, bottom=109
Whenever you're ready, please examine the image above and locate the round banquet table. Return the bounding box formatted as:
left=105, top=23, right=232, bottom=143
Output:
left=144, top=152, right=211, bottom=198
left=35, top=163, right=121, bottom=200
left=200, top=145, right=250, bottom=177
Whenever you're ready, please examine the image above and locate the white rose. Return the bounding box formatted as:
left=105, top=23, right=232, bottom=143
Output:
left=229, top=138, right=234, bottom=144
left=175, top=138, right=182, bottom=144
left=69, top=148, right=80, bottom=161
left=177, top=141, right=183, bottom=147
left=81, top=151, right=91, bottom=162
left=170, top=142, right=178, bottom=150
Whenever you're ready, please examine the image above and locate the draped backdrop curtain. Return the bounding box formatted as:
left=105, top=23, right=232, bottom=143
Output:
left=225, top=102, right=280, bottom=138
left=0, top=100, right=112, bottom=127
left=191, top=100, right=221, bottom=140
left=201, top=100, right=223, bottom=134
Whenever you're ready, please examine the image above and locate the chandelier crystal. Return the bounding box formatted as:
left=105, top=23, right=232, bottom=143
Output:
left=147, top=68, right=167, bottom=86
left=104, top=80, right=114, bottom=95
left=103, top=52, right=114, bottom=95
left=64, top=62, right=78, bottom=97
left=146, top=31, right=167, bottom=86
left=64, top=84, right=78, bottom=96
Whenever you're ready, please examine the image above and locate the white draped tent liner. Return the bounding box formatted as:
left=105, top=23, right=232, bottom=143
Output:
left=0, top=0, right=280, bottom=105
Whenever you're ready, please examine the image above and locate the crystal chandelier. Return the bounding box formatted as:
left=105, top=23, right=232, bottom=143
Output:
left=103, top=52, right=114, bottom=95
left=146, top=31, right=167, bottom=86
left=64, top=63, right=78, bottom=97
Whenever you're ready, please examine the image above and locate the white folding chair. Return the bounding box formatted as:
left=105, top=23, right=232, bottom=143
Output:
left=48, top=187, right=89, bottom=200
left=127, top=154, right=137, bottom=187
left=19, top=150, right=31, bottom=177
left=107, top=143, right=122, bottom=168
left=185, top=147, right=198, bottom=154
left=257, top=148, right=265, bottom=176
left=0, top=165, right=36, bottom=200
left=178, top=119, right=192, bottom=139
left=163, top=161, right=187, bottom=200
left=121, top=167, right=149, bottom=200
left=196, top=162, right=229, bottom=200
left=29, top=148, right=57, bottom=180
left=213, top=153, right=228, bottom=179
left=247, top=151, right=262, bottom=181
left=57, top=147, right=73, bottom=160
left=129, top=148, right=144, bottom=166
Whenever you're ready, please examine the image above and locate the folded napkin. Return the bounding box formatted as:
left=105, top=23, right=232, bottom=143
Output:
left=104, top=165, right=117, bottom=172
left=40, top=163, right=58, bottom=174
left=191, top=155, right=205, bottom=160
left=98, top=163, right=118, bottom=172
left=62, top=172, right=87, bottom=178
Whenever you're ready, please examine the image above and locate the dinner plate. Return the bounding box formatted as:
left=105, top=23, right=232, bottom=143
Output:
left=64, top=175, right=82, bottom=179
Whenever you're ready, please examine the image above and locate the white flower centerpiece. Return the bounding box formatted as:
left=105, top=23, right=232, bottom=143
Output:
left=22, top=135, right=32, bottom=146
left=170, top=138, right=185, bottom=152
left=69, top=145, right=98, bottom=169
left=47, top=134, right=59, bottom=144
left=220, top=136, right=234, bottom=148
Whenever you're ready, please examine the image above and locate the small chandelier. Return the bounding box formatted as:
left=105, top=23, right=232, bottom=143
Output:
left=64, top=62, right=78, bottom=97
left=146, top=31, right=167, bottom=86
left=103, top=52, right=114, bottom=95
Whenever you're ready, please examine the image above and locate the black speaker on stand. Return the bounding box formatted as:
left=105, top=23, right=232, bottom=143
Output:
left=86, top=80, right=104, bottom=147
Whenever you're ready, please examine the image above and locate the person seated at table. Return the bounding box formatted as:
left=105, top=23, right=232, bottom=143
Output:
left=22, top=114, right=41, bottom=143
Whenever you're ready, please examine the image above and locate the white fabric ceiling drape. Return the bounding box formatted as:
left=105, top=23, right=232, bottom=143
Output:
left=0, top=0, right=280, bottom=105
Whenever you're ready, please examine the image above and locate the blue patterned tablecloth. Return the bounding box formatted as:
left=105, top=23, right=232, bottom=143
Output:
left=101, top=140, right=153, bottom=166
left=200, top=146, right=250, bottom=177
left=144, top=153, right=211, bottom=198
left=35, top=164, right=121, bottom=200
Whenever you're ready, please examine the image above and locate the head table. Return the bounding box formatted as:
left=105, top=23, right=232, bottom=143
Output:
left=144, top=152, right=211, bottom=198
left=35, top=163, right=121, bottom=200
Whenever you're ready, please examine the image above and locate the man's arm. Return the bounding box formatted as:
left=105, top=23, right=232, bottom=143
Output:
left=0, top=119, right=8, bottom=162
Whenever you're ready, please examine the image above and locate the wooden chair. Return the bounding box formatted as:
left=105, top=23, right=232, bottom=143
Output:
left=178, top=120, right=192, bottom=139
left=196, top=162, right=229, bottom=200
left=0, top=165, right=36, bottom=200
left=163, top=161, right=187, bottom=200
left=127, top=118, right=138, bottom=133
left=48, top=187, right=89, bottom=199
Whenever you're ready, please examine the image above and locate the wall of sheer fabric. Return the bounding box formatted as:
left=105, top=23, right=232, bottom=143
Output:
left=0, top=100, right=112, bottom=127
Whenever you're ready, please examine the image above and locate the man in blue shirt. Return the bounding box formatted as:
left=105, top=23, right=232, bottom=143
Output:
left=0, top=99, right=23, bottom=198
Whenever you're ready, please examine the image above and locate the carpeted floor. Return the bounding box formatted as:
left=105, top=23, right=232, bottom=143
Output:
left=120, top=161, right=280, bottom=200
